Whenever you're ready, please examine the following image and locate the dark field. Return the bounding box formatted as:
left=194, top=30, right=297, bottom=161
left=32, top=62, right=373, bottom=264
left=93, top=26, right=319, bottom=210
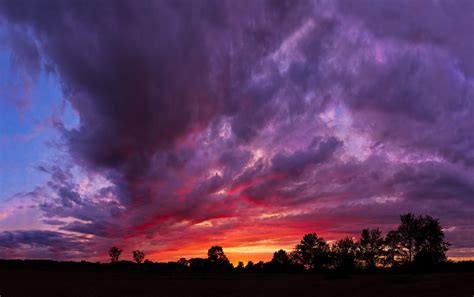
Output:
left=0, top=269, right=472, bottom=297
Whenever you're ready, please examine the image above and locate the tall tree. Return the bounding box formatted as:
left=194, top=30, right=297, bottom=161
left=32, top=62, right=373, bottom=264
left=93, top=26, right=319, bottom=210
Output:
left=293, top=233, right=330, bottom=270
left=386, top=213, right=449, bottom=265
left=414, top=215, right=450, bottom=265
left=397, top=213, right=420, bottom=263
left=109, top=246, right=122, bottom=263
left=383, top=230, right=401, bottom=267
left=358, top=228, right=384, bottom=269
left=332, top=237, right=358, bottom=271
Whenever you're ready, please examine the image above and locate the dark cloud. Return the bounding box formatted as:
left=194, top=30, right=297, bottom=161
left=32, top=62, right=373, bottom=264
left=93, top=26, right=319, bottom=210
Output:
left=34, top=165, right=126, bottom=237
left=389, top=163, right=474, bottom=203
left=332, top=0, right=474, bottom=167
left=0, top=0, right=324, bottom=206
left=338, top=0, right=474, bottom=76
left=271, top=137, right=342, bottom=176
left=0, top=230, right=91, bottom=259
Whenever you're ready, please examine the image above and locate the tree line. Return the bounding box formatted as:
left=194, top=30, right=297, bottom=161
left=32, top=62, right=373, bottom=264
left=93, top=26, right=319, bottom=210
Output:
left=108, top=213, right=450, bottom=272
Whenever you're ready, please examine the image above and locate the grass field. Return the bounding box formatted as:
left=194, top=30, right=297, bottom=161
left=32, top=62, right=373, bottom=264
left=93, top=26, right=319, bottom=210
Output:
left=0, top=269, right=472, bottom=297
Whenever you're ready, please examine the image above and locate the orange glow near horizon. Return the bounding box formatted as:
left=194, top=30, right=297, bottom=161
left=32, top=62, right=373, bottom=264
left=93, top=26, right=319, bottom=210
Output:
left=127, top=244, right=472, bottom=266
left=118, top=219, right=471, bottom=265
left=141, top=233, right=298, bottom=265
left=146, top=248, right=277, bottom=266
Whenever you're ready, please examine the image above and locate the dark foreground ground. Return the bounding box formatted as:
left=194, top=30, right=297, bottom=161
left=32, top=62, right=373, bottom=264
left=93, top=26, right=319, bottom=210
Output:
left=0, top=269, right=472, bottom=297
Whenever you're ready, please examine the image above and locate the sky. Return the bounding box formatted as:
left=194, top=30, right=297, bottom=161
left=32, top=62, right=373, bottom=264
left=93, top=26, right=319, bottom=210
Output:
left=0, top=0, right=473, bottom=264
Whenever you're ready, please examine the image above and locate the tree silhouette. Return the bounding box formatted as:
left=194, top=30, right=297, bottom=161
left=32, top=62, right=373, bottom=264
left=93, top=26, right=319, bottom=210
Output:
left=177, top=257, right=188, bottom=266
left=414, top=215, right=450, bottom=266
left=236, top=261, right=244, bottom=270
left=293, top=233, right=330, bottom=270
left=269, top=249, right=292, bottom=271
left=188, top=258, right=207, bottom=270
left=207, top=246, right=228, bottom=263
left=385, top=213, right=449, bottom=266
left=207, top=246, right=232, bottom=270
left=383, top=230, right=401, bottom=267
left=132, top=250, right=145, bottom=264
left=332, top=237, right=357, bottom=271
left=254, top=261, right=265, bottom=271
left=245, top=261, right=254, bottom=271
left=109, top=246, right=122, bottom=263
left=271, top=249, right=291, bottom=265
left=397, top=213, right=420, bottom=263
left=358, top=228, right=384, bottom=269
